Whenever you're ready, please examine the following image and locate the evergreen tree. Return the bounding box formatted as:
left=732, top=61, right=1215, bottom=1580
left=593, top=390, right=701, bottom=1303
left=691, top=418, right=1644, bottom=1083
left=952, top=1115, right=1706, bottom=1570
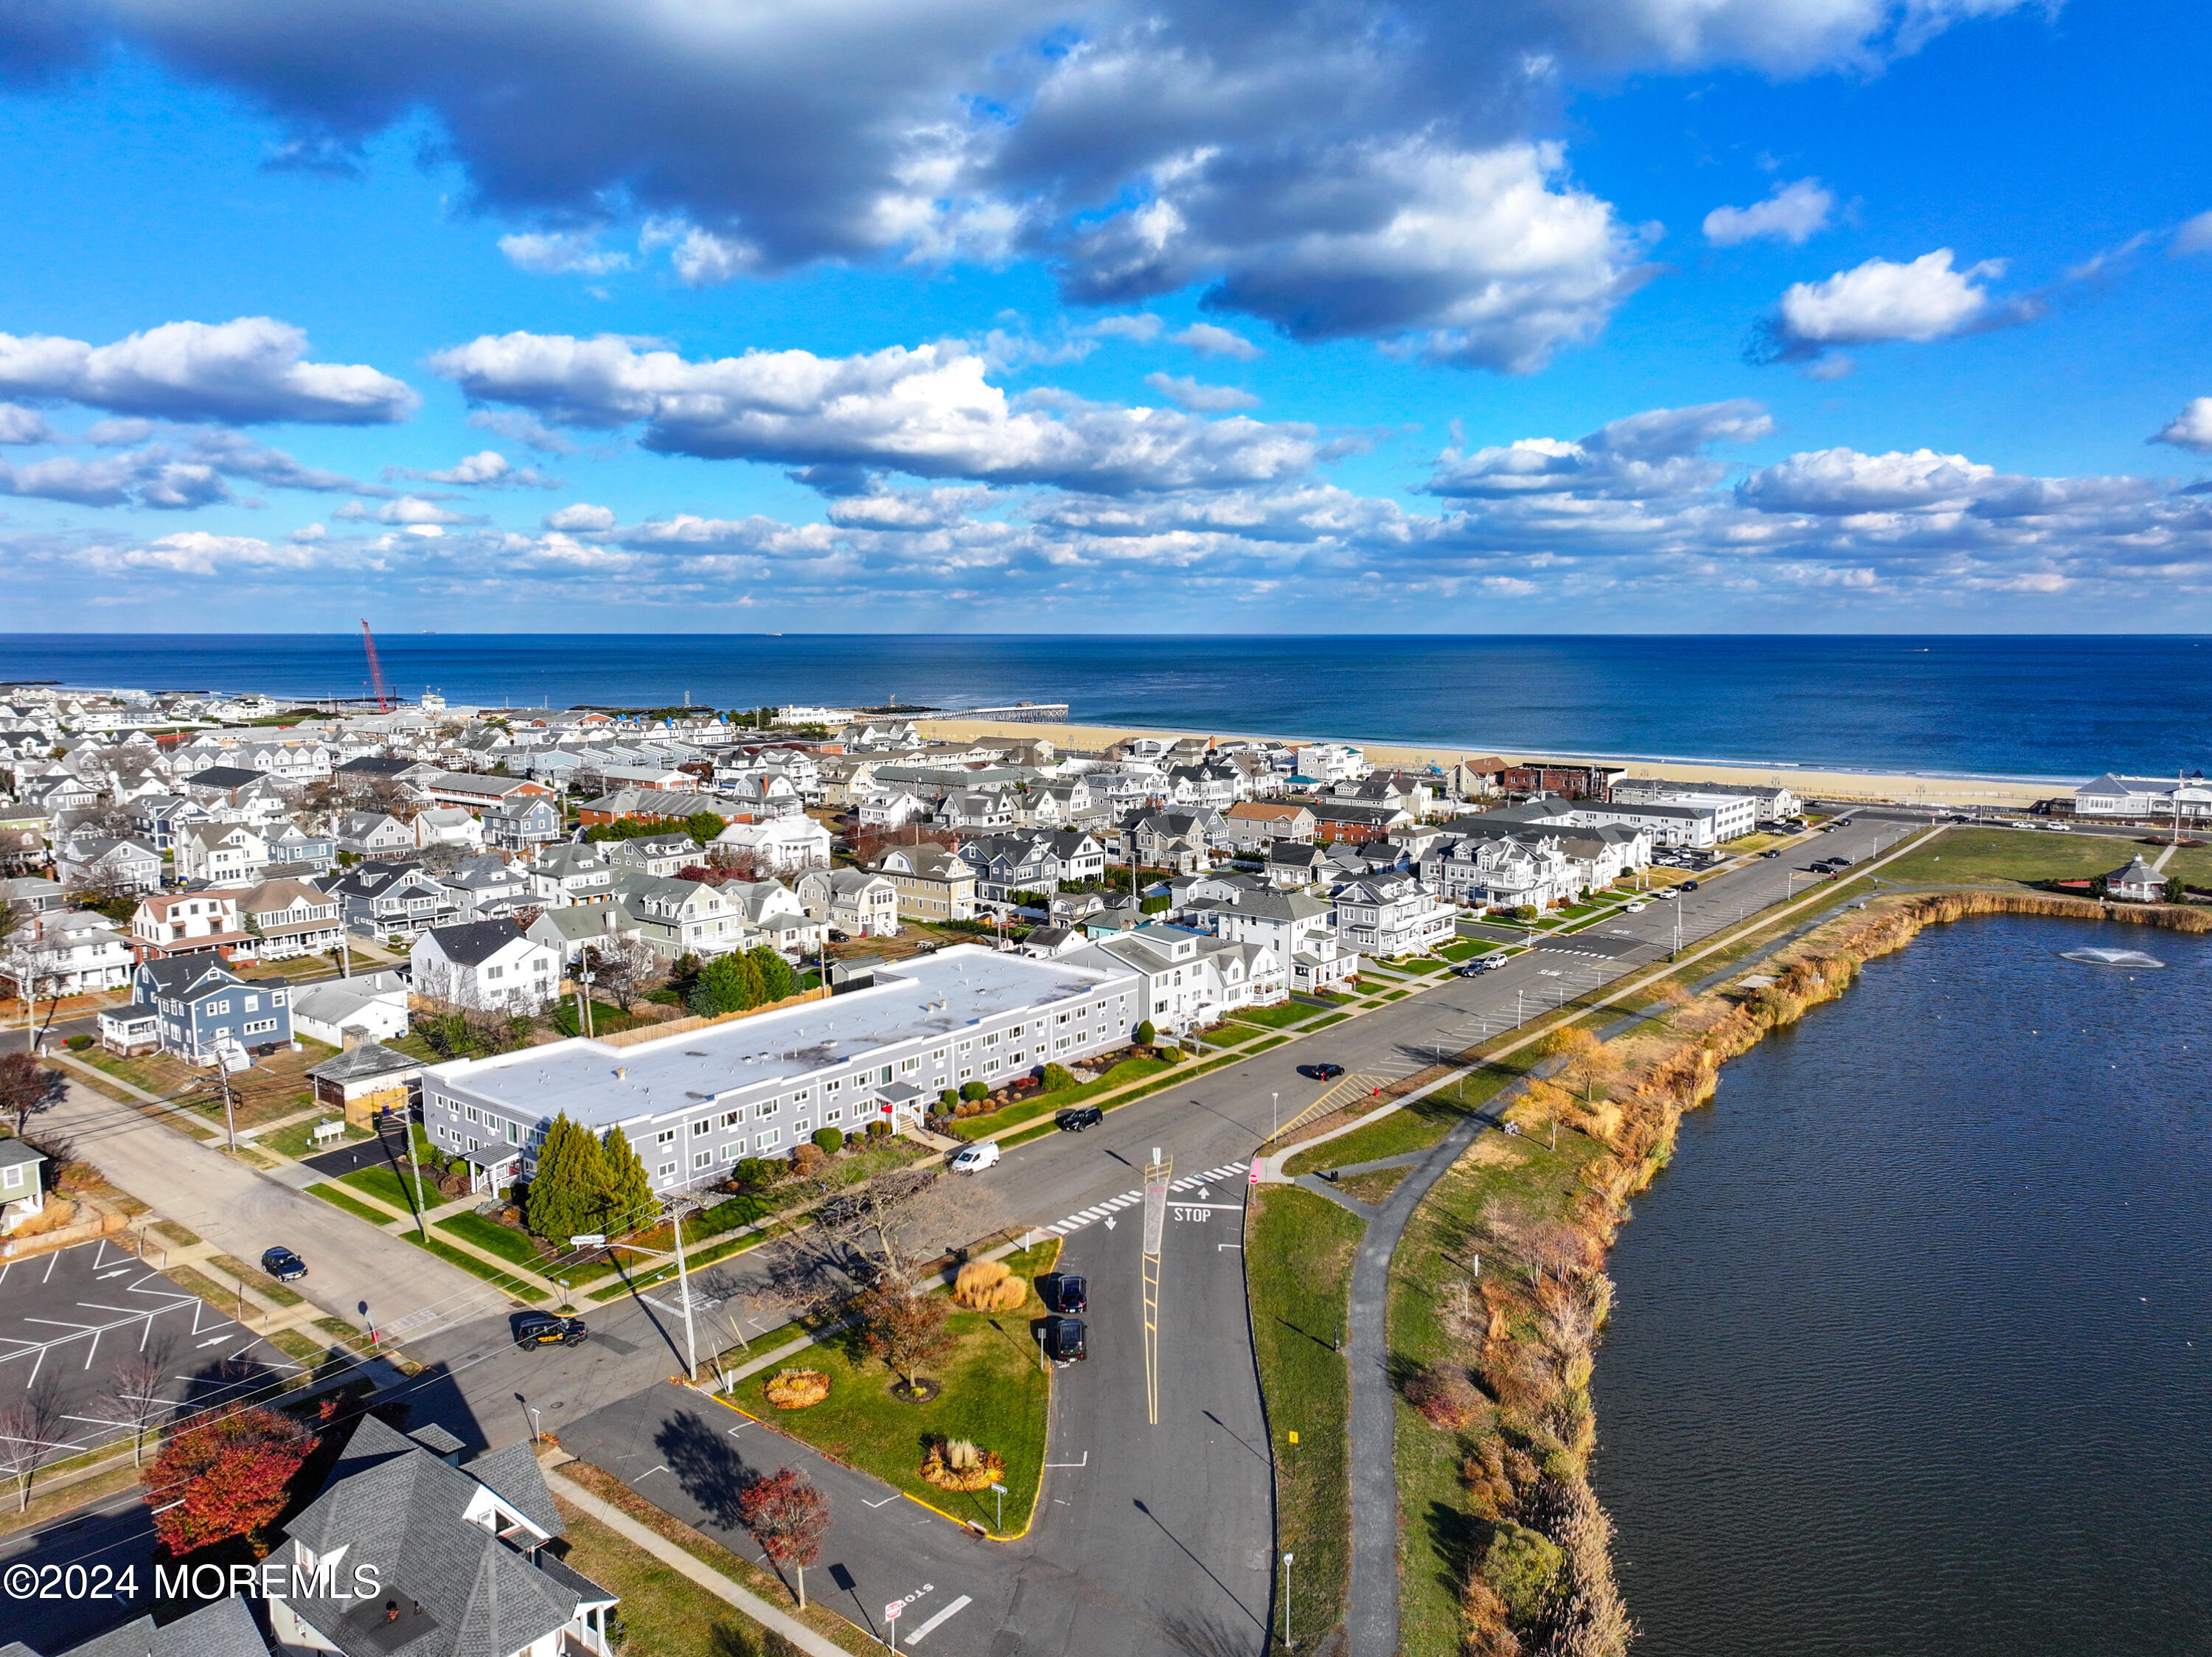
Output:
left=750, top=944, right=796, bottom=1004
left=689, top=952, right=758, bottom=1016
left=598, top=1128, right=657, bottom=1230
left=526, top=1114, right=602, bottom=1243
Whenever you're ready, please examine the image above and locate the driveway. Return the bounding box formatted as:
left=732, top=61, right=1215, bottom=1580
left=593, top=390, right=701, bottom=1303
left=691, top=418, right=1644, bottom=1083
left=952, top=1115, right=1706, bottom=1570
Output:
left=41, top=1079, right=501, bottom=1340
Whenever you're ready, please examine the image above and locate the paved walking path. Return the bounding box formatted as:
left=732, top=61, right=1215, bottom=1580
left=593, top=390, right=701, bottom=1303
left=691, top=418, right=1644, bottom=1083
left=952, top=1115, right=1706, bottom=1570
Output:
left=544, top=1456, right=849, bottom=1657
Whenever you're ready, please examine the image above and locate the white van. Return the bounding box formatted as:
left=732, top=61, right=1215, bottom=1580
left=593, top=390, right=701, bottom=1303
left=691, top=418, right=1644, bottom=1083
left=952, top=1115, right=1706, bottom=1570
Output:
left=950, top=1141, right=1001, bottom=1174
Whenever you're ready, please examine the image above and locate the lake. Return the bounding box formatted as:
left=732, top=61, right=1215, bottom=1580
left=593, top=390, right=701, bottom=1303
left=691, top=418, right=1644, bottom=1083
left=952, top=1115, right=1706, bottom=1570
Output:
left=1592, top=912, right=2212, bottom=1656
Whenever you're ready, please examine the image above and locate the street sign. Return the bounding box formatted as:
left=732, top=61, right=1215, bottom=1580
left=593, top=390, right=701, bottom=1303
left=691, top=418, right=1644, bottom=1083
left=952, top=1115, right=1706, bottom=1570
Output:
left=885, top=1602, right=902, bottom=1622
left=1248, top=1161, right=1259, bottom=1184
left=990, top=1481, right=1007, bottom=1493
left=1287, top=1431, right=1298, bottom=1445
left=569, top=1233, right=606, bottom=1247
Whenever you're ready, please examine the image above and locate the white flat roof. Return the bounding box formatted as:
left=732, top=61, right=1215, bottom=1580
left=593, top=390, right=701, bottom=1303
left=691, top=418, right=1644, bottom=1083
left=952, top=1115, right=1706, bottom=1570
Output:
left=429, top=943, right=1135, bottom=1129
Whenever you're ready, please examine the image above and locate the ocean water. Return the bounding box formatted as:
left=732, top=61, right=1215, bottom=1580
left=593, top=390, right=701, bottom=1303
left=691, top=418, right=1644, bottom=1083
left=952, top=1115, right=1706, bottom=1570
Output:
left=2, top=633, right=2209, bottom=779
left=1592, top=913, right=2212, bottom=1656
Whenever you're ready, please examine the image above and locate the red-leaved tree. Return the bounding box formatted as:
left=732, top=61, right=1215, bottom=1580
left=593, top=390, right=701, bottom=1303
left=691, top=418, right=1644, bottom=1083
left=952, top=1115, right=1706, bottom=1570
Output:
left=737, top=1466, right=832, bottom=1608
left=145, top=1406, right=313, bottom=1558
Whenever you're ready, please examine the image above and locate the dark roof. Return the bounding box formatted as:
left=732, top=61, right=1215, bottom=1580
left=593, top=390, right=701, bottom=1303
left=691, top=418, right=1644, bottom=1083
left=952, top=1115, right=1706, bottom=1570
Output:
left=338, top=754, right=415, bottom=776
left=44, top=1594, right=267, bottom=1657
left=184, top=765, right=262, bottom=789
left=135, top=956, right=246, bottom=1000
left=424, top=919, right=527, bottom=966
left=0, top=1139, right=45, bottom=1170
left=466, top=1439, right=563, bottom=1539
left=306, top=1041, right=427, bottom=1085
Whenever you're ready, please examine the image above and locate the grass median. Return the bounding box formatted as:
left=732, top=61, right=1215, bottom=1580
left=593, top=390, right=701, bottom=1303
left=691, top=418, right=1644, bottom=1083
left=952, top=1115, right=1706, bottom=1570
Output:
left=729, top=1240, right=1060, bottom=1538
left=1248, top=1185, right=1362, bottom=1650
left=1283, top=1066, right=1519, bottom=1177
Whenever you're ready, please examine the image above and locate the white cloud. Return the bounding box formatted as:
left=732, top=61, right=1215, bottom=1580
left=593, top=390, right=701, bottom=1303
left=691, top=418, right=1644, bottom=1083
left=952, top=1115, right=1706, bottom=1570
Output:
left=28, top=0, right=2034, bottom=364
left=543, top=501, right=617, bottom=532
left=334, top=494, right=480, bottom=527
left=426, top=451, right=510, bottom=484
left=0, top=316, right=417, bottom=424
left=498, top=229, right=633, bottom=277
left=1761, top=249, right=2038, bottom=361
left=2152, top=398, right=2212, bottom=455
left=0, top=403, right=59, bottom=444
left=1144, top=373, right=1259, bottom=411
left=1087, top=314, right=1165, bottom=343
left=827, top=484, right=998, bottom=530
left=430, top=333, right=1318, bottom=493
left=1426, top=399, right=1773, bottom=499
left=1172, top=323, right=1259, bottom=361
left=1703, top=178, right=1833, bottom=246
left=1735, top=447, right=1995, bottom=513
left=2170, top=212, right=2212, bottom=258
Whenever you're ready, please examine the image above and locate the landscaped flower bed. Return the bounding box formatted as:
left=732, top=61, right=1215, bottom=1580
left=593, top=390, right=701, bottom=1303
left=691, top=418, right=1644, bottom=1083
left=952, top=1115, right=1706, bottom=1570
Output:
left=920, top=1437, right=1005, bottom=1492
left=765, top=1368, right=830, bottom=1409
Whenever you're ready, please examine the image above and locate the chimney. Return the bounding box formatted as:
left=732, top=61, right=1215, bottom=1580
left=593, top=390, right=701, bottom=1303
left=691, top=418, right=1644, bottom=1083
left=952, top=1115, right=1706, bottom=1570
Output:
left=342, top=1027, right=362, bottom=1050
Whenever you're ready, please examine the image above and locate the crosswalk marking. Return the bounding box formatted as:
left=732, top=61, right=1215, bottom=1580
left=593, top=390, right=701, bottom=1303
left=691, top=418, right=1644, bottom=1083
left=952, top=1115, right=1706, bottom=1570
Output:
left=1041, top=1163, right=1247, bottom=1237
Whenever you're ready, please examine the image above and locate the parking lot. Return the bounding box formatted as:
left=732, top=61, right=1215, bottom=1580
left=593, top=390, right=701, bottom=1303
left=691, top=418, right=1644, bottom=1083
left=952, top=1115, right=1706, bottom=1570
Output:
left=0, top=1237, right=299, bottom=1461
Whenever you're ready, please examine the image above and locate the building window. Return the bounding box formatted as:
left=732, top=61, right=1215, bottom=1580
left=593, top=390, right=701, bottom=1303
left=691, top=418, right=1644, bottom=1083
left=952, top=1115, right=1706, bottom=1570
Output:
left=658, top=1161, right=677, bottom=1179
left=692, top=1119, right=712, bottom=1136
left=722, top=1108, right=745, bottom=1128
left=756, top=1130, right=782, bottom=1151
left=693, top=1150, right=713, bottom=1170
left=656, top=1128, right=675, bottom=1146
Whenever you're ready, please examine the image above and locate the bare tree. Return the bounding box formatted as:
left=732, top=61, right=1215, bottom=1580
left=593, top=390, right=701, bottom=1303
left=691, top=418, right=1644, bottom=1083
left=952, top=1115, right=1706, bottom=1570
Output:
left=0, top=1382, right=63, bottom=1512
left=582, top=935, right=658, bottom=1013
left=108, top=1349, right=174, bottom=1467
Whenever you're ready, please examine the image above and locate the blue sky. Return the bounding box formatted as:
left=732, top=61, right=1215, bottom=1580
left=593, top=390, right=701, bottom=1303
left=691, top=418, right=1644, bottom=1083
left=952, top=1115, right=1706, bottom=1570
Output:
left=0, top=0, right=2206, bottom=633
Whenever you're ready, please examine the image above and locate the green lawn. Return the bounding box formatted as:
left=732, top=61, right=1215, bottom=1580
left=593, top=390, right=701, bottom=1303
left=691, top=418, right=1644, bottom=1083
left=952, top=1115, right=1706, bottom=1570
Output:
left=1283, top=1067, right=1517, bottom=1176
left=307, top=1182, right=396, bottom=1227
left=1228, top=1001, right=1318, bottom=1029
left=261, top=1117, right=371, bottom=1160
left=439, top=1212, right=551, bottom=1269
left=404, top=1229, right=548, bottom=1301
left=737, top=1241, right=1060, bottom=1537
left=1876, top=825, right=2120, bottom=887
left=1437, top=939, right=1486, bottom=962
left=945, top=1055, right=1176, bottom=1139
left=340, top=1164, right=421, bottom=1215
left=1388, top=1117, right=1610, bottom=1656
left=553, top=1503, right=801, bottom=1657
left=1248, top=1187, right=1363, bottom=1650
left=1304, top=1012, right=1352, bottom=1030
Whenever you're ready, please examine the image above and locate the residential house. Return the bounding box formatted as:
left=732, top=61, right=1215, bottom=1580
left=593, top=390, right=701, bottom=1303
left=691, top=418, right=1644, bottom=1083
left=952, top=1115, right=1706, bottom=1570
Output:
left=723, top=878, right=826, bottom=956
left=291, top=968, right=411, bottom=1046
left=1423, top=833, right=1581, bottom=911
left=574, top=787, right=730, bottom=827
left=794, top=866, right=900, bottom=937
left=172, top=822, right=268, bottom=886
left=109, top=956, right=293, bottom=1063
left=720, top=772, right=804, bottom=821
left=714, top=813, right=831, bottom=872
left=412, top=920, right=561, bottom=1012
left=608, top=870, right=746, bottom=957
left=1612, top=777, right=1801, bottom=822
left=936, top=789, right=1020, bottom=832
left=606, top=833, right=702, bottom=878
left=409, top=769, right=559, bottom=814
left=180, top=763, right=268, bottom=805
left=484, top=791, right=565, bottom=851
left=1015, top=777, right=1095, bottom=828
left=1499, top=761, right=1626, bottom=802
left=237, top=877, right=346, bottom=960
left=1019, top=923, right=1086, bottom=959
left=1293, top=743, right=1368, bottom=783
left=0, top=1139, right=46, bottom=1236
left=527, top=841, right=619, bottom=906
left=325, top=860, right=465, bottom=939
left=956, top=830, right=1107, bottom=902
left=1221, top=800, right=1318, bottom=852
left=443, top=850, right=540, bottom=920
left=1119, top=808, right=1224, bottom=872
left=413, top=805, right=487, bottom=851
left=55, top=833, right=161, bottom=894
left=130, top=792, right=209, bottom=852
left=1063, top=922, right=1284, bottom=1033
left=1332, top=871, right=1455, bottom=957
left=5, top=1592, right=267, bottom=1657
left=0, top=876, right=66, bottom=914
left=1164, top=759, right=1247, bottom=810
left=128, top=889, right=251, bottom=962
left=264, top=821, right=336, bottom=873
left=1200, top=889, right=1358, bottom=993
left=334, top=810, right=416, bottom=859
left=1, top=908, right=133, bottom=996
left=1307, top=800, right=1412, bottom=845
left=872, top=843, right=978, bottom=921
left=267, top=1414, right=618, bottom=1657
left=858, top=785, right=930, bottom=830
left=524, top=900, right=641, bottom=966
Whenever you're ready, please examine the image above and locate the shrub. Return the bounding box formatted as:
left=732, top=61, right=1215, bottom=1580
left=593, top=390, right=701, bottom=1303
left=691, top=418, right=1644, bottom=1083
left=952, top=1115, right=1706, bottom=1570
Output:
left=813, top=1126, right=844, bottom=1155
left=763, top=1368, right=830, bottom=1409
left=728, top=1156, right=779, bottom=1192
left=920, top=1437, right=1006, bottom=1493
left=1512, top=904, right=1540, bottom=922
left=1478, top=1521, right=1564, bottom=1624
left=65, top=1034, right=92, bottom=1052
left=1039, top=1062, right=1076, bottom=1092
left=953, top=1259, right=1006, bottom=1305
left=959, top=1080, right=988, bottom=1102
left=1135, top=1020, right=1156, bottom=1047
left=790, top=1144, right=826, bottom=1178
left=939, top=1088, right=959, bottom=1110
left=1140, top=894, right=1170, bottom=914
left=1157, top=1046, right=1183, bottom=1063
left=866, top=1118, right=891, bottom=1139
left=1405, top=1361, right=1483, bottom=1431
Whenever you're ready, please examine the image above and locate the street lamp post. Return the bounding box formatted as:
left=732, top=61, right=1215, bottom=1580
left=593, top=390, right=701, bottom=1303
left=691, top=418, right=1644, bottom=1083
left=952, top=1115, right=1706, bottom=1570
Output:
left=1270, top=1091, right=1278, bottom=1142
left=1282, top=1552, right=1294, bottom=1649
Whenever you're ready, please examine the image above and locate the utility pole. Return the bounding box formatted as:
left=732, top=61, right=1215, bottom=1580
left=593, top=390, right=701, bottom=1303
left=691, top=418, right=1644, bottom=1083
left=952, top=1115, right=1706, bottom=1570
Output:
left=669, top=1195, right=700, bottom=1381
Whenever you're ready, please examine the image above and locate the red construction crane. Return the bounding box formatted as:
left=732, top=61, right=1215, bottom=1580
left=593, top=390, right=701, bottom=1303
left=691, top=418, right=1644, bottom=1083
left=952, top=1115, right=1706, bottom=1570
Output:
left=360, top=619, right=393, bottom=713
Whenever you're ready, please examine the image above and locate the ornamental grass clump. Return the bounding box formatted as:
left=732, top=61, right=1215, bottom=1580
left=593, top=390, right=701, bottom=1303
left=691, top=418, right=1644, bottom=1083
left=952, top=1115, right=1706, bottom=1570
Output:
left=951, top=1258, right=1029, bottom=1311
left=920, top=1436, right=1006, bottom=1492
left=764, top=1368, right=830, bottom=1409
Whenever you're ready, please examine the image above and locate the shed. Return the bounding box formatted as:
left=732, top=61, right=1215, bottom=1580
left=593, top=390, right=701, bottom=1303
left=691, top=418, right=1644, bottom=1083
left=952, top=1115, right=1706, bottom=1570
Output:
left=306, top=1040, right=429, bottom=1129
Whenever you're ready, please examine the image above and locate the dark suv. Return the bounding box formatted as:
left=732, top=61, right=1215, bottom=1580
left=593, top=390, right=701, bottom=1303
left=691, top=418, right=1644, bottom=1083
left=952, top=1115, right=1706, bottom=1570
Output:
left=1043, top=1273, right=1088, bottom=1315
left=1043, top=1316, right=1087, bottom=1364
left=1055, top=1105, right=1104, bottom=1133
left=514, top=1313, right=588, bottom=1349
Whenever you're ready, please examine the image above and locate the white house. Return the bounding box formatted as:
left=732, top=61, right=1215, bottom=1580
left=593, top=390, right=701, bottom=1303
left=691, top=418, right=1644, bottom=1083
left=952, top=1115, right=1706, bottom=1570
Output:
left=411, top=920, right=562, bottom=1013
left=290, top=968, right=411, bottom=1046
left=715, top=813, right=833, bottom=872
left=1063, top=922, right=1284, bottom=1034
left=414, top=805, right=487, bottom=851
left=175, top=822, right=274, bottom=886
left=1332, top=872, right=1456, bottom=957
left=2074, top=773, right=2212, bottom=823
left=1200, top=889, right=1359, bottom=993
left=1295, top=742, right=1368, bottom=784
left=794, top=866, right=900, bottom=937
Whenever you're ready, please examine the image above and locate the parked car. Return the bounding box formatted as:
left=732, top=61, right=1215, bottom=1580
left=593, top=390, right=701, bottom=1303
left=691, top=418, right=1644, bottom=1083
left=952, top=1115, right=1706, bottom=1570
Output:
left=1297, top=1063, right=1346, bottom=1081
left=1680, top=880, right=1700, bottom=892
left=950, top=1140, right=1001, bottom=1173
left=1759, top=850, right=1781, bottom=859
left=1043, top=1273, right=1088, bottom=1315
left=513, top=1313, right=588, bottom=1349
left=1043, top=1316, right=1088, bottom=1364
left=260, top=1246, right=307, bottom=1282
left=1456, top=962, right=1487, bottom=978
left=1623, top=901, right=1646, bottom=913
left=1055, top=1105, right=1104, bottom=1133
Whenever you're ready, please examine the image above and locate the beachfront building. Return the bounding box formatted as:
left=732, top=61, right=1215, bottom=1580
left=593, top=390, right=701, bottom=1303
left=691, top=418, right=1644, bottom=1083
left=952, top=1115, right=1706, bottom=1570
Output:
left=1612, top=777, right=1801, bottom=821
left=2074, top=773, right=2212, bottom=824
left=420, top=945, right=1141, bottom=1192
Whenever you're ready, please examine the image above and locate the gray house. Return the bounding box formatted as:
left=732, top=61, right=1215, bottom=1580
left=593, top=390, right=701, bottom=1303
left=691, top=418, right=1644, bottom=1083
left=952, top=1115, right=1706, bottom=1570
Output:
left=54, top=834, right=161, bottom=895
left=484, top=792, right=565, bottom=851
left=118, top=956, right=295, bottom=1065
left=324, top=860, right=464, bottom=939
